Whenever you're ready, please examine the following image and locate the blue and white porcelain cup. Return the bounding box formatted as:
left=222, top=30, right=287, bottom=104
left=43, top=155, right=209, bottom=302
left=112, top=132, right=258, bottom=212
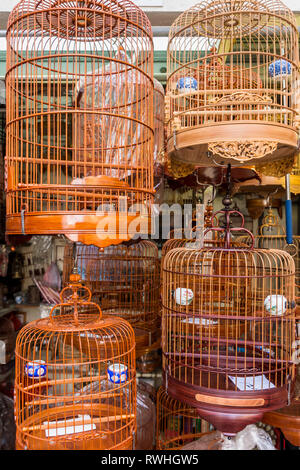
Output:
left=268, top=59, right=292, bottom=80
left=107, top=363, right=128, bottom=384
left=25, top=360, right=47, bottom=379
left=176, top=77, right=198, bottom=94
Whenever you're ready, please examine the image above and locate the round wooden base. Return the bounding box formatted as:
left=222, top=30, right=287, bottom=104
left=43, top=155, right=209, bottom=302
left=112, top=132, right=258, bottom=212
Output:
left=167, top=123, right=298, bottom=167
left=164, top=372, right=291, bottom=435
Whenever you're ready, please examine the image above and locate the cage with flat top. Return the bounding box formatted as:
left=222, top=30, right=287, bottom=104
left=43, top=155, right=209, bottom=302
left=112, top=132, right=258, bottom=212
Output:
left=161, top=195, right=296, bottom=434
left=5, top=0, right=154, bottom=247
left=14, top=274, right=136, bottom=450
left=165, top=0, right=300, bottom=167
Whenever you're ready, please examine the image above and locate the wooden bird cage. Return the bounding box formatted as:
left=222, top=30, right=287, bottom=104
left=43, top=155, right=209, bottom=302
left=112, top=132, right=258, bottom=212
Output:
left=255, top=207, right=300, bottom=305
left=154, top=78, right=165, bottom=170
left=6, top=0, right=154, bottom=247
left=166, top=0, right=300, bottom=167
left=63, top=240, right=161, bottom=358
left=156, top=386, right=212, bottom=450
left=161, top=205, right=296, bottom=434
left=15, top=274, right=136, bottom=450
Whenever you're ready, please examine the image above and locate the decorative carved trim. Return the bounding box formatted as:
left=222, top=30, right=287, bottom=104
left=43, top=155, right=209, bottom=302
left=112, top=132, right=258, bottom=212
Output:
left=208, top=140, right=278, bottom=162
left=209, top=92, right=273, bottom=105
left=166, top=155, right=195, bottom=179
left=255, top=154, right=296, bottom=177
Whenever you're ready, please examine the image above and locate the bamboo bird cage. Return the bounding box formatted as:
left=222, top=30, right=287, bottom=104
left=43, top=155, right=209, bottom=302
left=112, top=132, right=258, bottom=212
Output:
left=154, top=78, right=165, bottom=174
left=6, top=0, right=154, bottom=247
left=15, top=274, right=136, bottom=450
left=165, top=0, right=300, bottom=167
left=63, top=240, right=161, bottom=358
left=255, top=208, right=300, bottom=290
left=156, top=386, right=212, bottom=450
left=153, top=77, right=165, bottom=205
left=161, top=202, right=296, bottom=434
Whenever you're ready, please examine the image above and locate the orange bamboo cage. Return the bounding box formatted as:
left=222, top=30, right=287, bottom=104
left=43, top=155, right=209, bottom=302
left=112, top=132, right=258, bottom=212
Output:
left=15, top=274, right=136, bottom=450
left=63, top=240, right=161, bottom=359
left=166, top=0, right=300, bottom=167
left=156, top=386, right=213, bottom=450
left=161, top=200, right=296, bottom=435
left=5, top=0, right=154, bottom=247
left=255, top=208, right=300, bottom=293
left=153, top=78, right=165, bottom=175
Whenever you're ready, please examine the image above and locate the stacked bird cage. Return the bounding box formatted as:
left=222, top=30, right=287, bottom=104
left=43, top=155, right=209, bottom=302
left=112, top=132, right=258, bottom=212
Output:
left=6, top=0, right=154, bottom=247
left=156, top=386, right=212, bottom=450
left=162, top=198, right=296, bottom=434
left=63, top=241, right=161, bottom=359
left=15, top=274, right=136, bottom=450
left=255, top=208, right=300, bottom=294
left=166, top=0, right=300, bottom=167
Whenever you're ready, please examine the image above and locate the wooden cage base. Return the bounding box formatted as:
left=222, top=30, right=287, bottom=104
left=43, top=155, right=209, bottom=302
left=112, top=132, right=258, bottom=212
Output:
left=6, top=213, right=151, bottom=248
left=263, top=392, right=300, bottom=447
left=164, top=373, right=291, bottom=435
left=167, top=123, right=298, bottom=167
left=16, top=403, right=135, bottom=450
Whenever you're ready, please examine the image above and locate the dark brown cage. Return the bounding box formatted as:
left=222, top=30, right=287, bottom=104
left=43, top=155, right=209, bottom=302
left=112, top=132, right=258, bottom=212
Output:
left=161, top=207, right=296, bottom=434
left=15, top=274, right=136, bottom=450
left=6, top=0, right=154, bottom=247
left=166, top=0, right=300, bottom=167
left=63, top=240, right=161, bottom=358
left=156, top=386, right=212, bottom=450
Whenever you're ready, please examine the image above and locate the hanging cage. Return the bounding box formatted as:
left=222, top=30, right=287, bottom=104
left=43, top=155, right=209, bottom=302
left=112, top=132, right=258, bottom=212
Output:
left=63, top=240, right=161, bottom=358
left=15, top=274, right=136, bottom=450
left=161, top=203, right=296, bottom=434
left=153, top=78, right=165, bottom=174
left=255, top=208, right=300, bottom=291
left=165, top=0, right=300, bottom=167
left=156, top=386, right=212, bottom=450
left=6, top=0, right=154, bottom=247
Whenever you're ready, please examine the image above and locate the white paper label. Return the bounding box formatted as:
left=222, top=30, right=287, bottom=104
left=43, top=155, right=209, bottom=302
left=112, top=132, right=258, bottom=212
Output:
left=228, top=375, right=275, bottom=391
left=44, top=415, right=96, bottom=437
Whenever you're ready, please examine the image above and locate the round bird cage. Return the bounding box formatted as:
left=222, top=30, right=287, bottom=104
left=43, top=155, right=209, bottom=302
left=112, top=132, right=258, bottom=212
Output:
left=63, top=240, right=161, bottom=358
left=162, top=204, right=296, bottom=434
left=15, top=274, right=136, bottom=450
left=154, top=78, right=165, bottom=173
left=156, top=386, right=212, bottom=450
left=6, top=0, right=154, bottom=247
left=153, top=78, right=165, bottom=204
left=166, top=0, right=300, bottom=167
left=255, top=207, right=300, bottom=261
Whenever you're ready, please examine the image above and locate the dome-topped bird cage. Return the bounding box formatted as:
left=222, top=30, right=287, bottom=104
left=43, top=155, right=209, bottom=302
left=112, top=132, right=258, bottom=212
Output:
left=255, top=206, right=299, bottom=252
left=153, top=79, right=165, bottom=178
left=165, top=0, right=300, bottom=167
left=63, top=240, right=161, bottom=358
left=156, top=386, right=213, bottom=450
left=153, top=78, right=165, bottom=205
left=15, top=274, right=136, bottom=450
left=162, top=196, right=296, bottom=434
left=5, top=0, right=154, bottom=247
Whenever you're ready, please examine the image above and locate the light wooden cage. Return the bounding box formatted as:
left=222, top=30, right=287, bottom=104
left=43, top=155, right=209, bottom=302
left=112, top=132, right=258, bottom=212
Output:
left=15, top=274, right=136, bottom=450
left=156, top=386, right=212, bottom=450
left=6, top=0, right=154, bottom=247
left=166, top=0, right=300, bottom=167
